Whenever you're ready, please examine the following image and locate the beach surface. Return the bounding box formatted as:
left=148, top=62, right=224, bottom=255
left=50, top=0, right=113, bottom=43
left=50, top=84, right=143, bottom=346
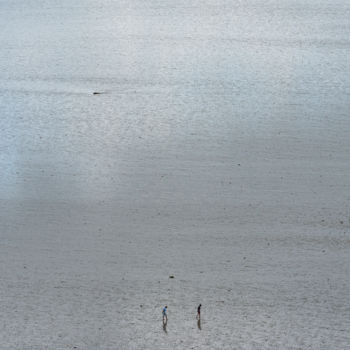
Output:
left=1, top=0, right=350, bottom=349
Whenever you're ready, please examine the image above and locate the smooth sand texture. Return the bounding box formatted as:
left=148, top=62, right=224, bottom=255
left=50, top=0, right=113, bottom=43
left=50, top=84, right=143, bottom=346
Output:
left=1, top=0, right=350, bottom=349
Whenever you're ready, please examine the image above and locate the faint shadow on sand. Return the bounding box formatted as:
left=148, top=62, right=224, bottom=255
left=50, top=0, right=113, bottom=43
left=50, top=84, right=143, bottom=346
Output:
left=197, top=319, right=201, bottom=330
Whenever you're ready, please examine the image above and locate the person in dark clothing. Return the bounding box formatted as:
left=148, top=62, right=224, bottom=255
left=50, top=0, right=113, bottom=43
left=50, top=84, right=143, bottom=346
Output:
left=197, top=304, right=201, bottom=320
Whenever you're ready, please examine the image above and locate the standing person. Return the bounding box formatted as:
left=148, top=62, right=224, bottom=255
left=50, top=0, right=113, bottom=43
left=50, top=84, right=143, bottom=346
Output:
left=162, top=306, right=168, bottom=323
left=197, top=304, right=201, bottom=320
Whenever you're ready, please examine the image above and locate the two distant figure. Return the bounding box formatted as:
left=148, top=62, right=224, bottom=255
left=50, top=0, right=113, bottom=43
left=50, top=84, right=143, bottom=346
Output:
left=161, top=304, right=202, bottom=323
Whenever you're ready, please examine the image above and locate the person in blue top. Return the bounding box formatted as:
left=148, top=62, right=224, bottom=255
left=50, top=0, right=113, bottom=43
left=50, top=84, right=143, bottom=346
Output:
left=162, top=306, right=168, bottom=323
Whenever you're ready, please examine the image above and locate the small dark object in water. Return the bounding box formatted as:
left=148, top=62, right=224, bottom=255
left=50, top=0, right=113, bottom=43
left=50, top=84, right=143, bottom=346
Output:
left=93, top=92, right=102, bottom=95
left=169, top=275, right=175, bottom=279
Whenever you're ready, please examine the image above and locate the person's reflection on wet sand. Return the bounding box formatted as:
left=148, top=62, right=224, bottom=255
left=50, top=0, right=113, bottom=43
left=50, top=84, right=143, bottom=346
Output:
left=163, top=320, right=168, bottom=334
left=197, top=319, right=201, bottom=330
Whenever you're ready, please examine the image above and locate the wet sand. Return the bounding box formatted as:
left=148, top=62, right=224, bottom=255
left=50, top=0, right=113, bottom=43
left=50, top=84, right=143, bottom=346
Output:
left=1, top=0, right=350, bottom=349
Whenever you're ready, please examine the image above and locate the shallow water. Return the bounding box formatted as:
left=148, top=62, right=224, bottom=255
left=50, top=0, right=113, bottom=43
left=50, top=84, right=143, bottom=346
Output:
left=1, top=1, right=350, bottom=349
